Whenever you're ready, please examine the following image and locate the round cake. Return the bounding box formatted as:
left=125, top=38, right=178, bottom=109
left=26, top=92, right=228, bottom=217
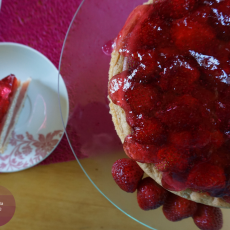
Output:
left=108, top=0, right=230, bottom=208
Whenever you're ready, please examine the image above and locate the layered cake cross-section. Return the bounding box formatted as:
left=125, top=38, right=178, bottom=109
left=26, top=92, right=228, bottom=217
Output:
left=0, top=74, right=31, bottom=153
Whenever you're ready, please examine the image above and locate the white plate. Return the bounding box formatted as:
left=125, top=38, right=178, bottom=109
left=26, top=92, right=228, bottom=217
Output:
left=0, top=42, right=69, bottom=172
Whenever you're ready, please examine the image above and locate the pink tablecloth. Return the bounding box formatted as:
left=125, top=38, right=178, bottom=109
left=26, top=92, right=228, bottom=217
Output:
left=0, top=0, right=83, bottom=165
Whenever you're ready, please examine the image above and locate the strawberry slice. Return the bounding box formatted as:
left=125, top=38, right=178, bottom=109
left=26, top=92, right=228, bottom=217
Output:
left=159, top=56, right=200, bottom=93
left=123, top=135, right=159, bottom=163
left=216, top=97, right=230, bottom=132
left=189, top=4, right=212, bottom=24
left=208, top=146, right=230, bottom=169
left=124, top=82, right=160, bottom=116
left=193, top=204, right=223, bottom=230
left=172, top=17, right=216, bottom=54
left=108, top=70, right=129, bottom=107
left=210, top=131, right=224, bottom=149
left=191, top=126, right=211, bottom=148
left=191, top=84, right=216, bottom=106
left=156, top=95, right=202, bottom=131
left=111, top=158, right=144, bottom=193
left=169, top=131, right=192, bottom=149
left=187, top=162, right=226, bottom=192
left=132, top=117, right=164, bottom=145
left=137, top=177, right=169, bottom=210
left=189, top=51, right=230, bottom=94
left=159, top=0, right=197, bottom=19
left=209, top=0, right=230, bottom=41
left=163, top=193, right=197, bottom=222
left=155, top=145, right=190, bottom=173
left=161, top=172, right=188, bottom=192
left=115, top=5, right=152, bottom=54
left=126, top=14, right=171, bottom=52
left=127, top=49, right=161, bottom=79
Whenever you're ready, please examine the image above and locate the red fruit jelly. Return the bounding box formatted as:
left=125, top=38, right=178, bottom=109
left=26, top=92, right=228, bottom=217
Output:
left=0, top=74, right=18, bottom=129
left=109, top=0, right=230, bottom=198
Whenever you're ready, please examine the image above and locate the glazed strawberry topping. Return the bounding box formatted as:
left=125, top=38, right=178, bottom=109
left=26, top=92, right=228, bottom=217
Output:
left=159, top=0, right=197, bottom=19
left=111, top=158, right=144, bottom=193
left=155, top=145, right=190, bottom=172
left=161, top=172, right=188, bottom=192
left=187, top=162, right=226, bottom=192
left=109, top=0, right=230, bottom=198
left=209, top=0, right=230, bottom=41
left=123, top=135, right=159, bottom=163
left=0, top=74, right=18, bottom=128
left=137, top=177, right=169, bottom=210
left=158, top=56, right=200, bottom=93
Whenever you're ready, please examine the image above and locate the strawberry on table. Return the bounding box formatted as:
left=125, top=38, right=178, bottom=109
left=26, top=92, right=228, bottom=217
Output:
left=193, top=204, right=223, bottom=230
left=163, top=193, right=197, bottom=221
left=137, top=177, right=169, bottom=210
left=111, top=158, right=144, bottom=193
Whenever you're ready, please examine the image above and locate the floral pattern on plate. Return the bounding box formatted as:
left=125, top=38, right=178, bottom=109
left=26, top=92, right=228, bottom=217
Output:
left=0, top=130, right=63, bottom=172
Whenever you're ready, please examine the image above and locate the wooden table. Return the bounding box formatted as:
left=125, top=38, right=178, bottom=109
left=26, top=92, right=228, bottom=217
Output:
left=1, top=159, right=147, bottom=230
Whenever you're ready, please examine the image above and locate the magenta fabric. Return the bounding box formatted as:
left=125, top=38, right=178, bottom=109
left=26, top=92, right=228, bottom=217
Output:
left=0, top=0, right=83, bottom=165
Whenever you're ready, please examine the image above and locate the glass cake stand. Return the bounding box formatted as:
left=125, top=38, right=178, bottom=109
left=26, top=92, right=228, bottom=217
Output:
left=58, top=0, right=230, bottom=229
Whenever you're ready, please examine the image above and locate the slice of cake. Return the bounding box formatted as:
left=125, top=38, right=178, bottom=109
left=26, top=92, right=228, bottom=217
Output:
left=0, top=74, right=31, bottom=153
left=108, top=0, right=230, bottom=208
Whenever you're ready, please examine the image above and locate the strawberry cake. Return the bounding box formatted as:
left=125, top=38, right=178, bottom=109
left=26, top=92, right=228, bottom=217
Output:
left=108, top=0, right=230, bottom=208
left=0, top=74, right=31, bottom=153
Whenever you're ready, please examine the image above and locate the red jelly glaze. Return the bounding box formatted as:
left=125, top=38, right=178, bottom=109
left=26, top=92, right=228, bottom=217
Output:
left=0, top=74, right=18, bottom=128
left=108, top=0, right=230, bottom=197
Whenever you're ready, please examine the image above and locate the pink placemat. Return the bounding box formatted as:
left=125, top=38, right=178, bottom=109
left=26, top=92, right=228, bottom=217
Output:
left=0, top=0, right=84, bottom=165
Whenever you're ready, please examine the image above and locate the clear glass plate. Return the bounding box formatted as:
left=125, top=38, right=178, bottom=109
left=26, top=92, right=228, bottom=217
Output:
left=58, top=0, right=230, bottom=229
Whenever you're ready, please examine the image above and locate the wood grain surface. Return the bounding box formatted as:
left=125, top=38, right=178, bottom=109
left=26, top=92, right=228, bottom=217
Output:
left=0, top=160, right=148, bottom=230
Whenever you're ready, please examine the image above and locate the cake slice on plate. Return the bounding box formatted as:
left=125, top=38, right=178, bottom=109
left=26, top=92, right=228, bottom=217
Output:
left=0, top=74, right=31, bottom=153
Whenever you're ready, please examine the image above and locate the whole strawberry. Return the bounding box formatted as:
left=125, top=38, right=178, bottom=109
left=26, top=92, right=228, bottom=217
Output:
left=111, top=158, right=144, bottom=193
left=137, top=177, right=169, bottom=210
left=163, top=193, right=197, bottom=221
left=193, top=204, right=223, bottom=230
